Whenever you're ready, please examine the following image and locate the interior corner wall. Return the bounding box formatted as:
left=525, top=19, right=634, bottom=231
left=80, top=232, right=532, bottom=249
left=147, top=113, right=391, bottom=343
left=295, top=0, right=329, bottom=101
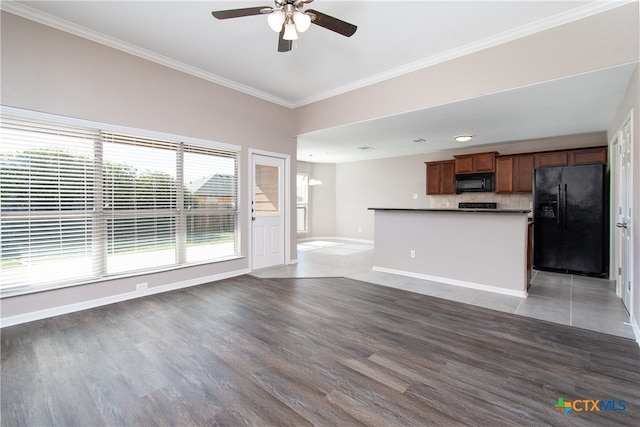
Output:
left=0, top=11, right=296, bottom=323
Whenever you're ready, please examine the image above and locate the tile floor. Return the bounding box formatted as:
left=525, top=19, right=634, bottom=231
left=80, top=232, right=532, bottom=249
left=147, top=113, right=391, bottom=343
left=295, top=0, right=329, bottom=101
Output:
left=252, top=240, right=635, bottom=339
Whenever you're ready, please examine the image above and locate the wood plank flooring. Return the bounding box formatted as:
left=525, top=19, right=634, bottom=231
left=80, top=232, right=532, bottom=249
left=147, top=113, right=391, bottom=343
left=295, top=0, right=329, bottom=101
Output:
left=2, top=275, right=639, bottom=426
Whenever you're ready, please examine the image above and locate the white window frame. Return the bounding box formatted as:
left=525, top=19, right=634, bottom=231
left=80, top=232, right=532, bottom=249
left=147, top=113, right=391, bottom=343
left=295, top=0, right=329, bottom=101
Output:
left=0, top=107, right=242, bottom=297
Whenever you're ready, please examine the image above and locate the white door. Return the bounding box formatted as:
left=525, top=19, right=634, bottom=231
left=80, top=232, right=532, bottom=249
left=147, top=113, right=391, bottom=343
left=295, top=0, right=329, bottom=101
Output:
left=252, top=154, right=285, bottom=270
left=615, top=115, right=633, bottom=313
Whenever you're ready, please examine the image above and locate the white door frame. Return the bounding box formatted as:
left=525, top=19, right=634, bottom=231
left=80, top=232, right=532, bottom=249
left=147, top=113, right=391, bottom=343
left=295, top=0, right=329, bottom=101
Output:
left=248, top=149, right=291, bottom=271
left=610, top=110, right=634, bottom=315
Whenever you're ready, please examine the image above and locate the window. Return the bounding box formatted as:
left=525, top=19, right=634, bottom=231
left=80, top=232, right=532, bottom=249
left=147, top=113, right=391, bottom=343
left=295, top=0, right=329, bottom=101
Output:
left=296, top=173, right=308, bottom=233
left=0, top=113, right=239, bottom=295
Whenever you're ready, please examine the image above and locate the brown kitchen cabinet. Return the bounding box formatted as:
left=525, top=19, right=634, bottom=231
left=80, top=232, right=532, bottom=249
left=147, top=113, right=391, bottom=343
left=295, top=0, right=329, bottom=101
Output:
left=495, top=154, right=534, bottom=193
left=569, top=147, right=607, bottom=165
left=454, top=152, right=497, bottom=174
left=535, top=147, right=606, bottom=168
left=495, top=156, right=513, bottom=193
left=513, top=154, right=534, bottom=192
left=425, top=160, right=455, bottom=195
left=534, top=151, right=568, bottom=168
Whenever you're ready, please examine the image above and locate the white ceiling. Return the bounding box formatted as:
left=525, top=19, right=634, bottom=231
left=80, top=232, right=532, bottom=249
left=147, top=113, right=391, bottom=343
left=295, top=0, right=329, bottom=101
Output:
left=4, top=1, right=638, bottom=163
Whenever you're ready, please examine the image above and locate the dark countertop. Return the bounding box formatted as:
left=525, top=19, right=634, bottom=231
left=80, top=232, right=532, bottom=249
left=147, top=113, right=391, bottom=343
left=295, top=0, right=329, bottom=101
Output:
left=368, top=208, right=531, bottom=214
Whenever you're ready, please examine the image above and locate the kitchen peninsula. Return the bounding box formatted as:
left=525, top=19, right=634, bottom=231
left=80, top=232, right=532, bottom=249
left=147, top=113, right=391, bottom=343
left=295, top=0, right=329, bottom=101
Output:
left=369, top=208, right=531, bottom=297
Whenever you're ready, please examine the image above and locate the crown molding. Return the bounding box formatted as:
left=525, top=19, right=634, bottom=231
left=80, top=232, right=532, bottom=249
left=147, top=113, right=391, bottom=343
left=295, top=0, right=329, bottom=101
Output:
left=2, top=0, right=634, bottom=109
left=290, top=0, right=636, bottom=107
left=0, top=0, right=294, bottom=108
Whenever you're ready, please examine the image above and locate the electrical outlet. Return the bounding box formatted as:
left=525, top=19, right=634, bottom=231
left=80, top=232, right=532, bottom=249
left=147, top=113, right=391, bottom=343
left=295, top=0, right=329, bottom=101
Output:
left=136, top=282, right=148, bottom=291
left=410, top=250, right=416, bottom=258
left=413, top=193, right=419, bottom=200
left=358, top=227, right=362, bottom=233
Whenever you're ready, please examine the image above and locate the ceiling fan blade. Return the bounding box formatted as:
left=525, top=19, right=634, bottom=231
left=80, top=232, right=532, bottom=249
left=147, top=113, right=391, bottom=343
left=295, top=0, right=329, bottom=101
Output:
left=211, top=7, right=268, bottom=20
left=307, top=9, right=357, bottom=37
left=278, top=29, right=292, bottom=52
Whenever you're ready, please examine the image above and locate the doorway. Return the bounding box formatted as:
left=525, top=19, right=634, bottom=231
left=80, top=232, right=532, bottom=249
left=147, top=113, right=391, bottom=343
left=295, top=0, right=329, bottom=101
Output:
left=250, top=151, right=289, bottom=271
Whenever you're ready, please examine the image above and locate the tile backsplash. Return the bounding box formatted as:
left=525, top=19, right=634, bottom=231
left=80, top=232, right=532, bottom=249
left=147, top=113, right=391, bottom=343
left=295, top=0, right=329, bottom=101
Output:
left=427, top=193, right=533, bottom=211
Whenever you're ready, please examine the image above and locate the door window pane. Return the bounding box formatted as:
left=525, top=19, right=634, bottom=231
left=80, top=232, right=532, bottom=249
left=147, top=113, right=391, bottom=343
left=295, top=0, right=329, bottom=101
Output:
left=255, top=164, right=279, bottom=216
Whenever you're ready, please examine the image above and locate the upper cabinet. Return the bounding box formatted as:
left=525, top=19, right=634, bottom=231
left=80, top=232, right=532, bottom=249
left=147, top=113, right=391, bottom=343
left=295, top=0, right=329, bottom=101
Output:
left=513, top=154, right=535, bottom=192
left=425, top=160, right=455, bottom=195
left=534, top=147, right=607, bottom=168
left=427, top=147, right=606, bottom=195
left=569, top=147, right=607, bottom=165
left=453, top=152, right=497, bottom=174
left=496, top=154, right=534, bottom=193
left=495, top=156, right=514, bottom=193
left=534, top=151, right=568, bottom=168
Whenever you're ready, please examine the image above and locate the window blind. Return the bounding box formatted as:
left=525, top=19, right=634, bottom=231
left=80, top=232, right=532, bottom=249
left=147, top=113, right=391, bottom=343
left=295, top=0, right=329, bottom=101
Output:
left=101, top=131, right=180, bottom=274
left=0, top=114, right=239, bottom=295
left=183, top=145, right=238, bottom=263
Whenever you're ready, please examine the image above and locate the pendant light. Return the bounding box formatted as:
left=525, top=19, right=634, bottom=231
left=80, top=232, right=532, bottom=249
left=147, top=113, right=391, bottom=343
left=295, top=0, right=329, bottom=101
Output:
left=307, top=155, right=323, bottom=186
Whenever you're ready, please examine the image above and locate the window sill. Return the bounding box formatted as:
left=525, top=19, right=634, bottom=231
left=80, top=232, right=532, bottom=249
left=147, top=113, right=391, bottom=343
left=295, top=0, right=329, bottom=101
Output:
left=0, top=255, right=244, bottom=299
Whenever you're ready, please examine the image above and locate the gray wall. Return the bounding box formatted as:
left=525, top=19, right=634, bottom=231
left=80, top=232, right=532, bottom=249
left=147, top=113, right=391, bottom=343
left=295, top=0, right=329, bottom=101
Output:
left=296, top=161, right=337, bottom=239
left=0, top=12, right=296, bottom=320
left=294, top=3, right=638, bottom=136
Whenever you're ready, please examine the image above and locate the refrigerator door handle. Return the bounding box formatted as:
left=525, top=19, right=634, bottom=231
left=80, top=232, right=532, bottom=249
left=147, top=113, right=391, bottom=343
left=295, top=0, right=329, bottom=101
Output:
left=557, top=185, right=561, bottom=224
left=564, top=184, right=568, bottom=228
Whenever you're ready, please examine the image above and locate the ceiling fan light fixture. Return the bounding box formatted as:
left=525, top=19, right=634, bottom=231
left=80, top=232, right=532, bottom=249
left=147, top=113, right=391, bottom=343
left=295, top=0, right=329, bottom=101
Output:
left=283, top=19, right=298, bottom=40
left=293, top=11, right=311, bottom=32
left=267, top=9, right=285, bottom=32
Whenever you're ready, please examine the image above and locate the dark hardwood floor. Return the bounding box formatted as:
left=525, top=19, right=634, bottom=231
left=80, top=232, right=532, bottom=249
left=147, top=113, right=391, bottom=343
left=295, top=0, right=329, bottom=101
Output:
left=2, top=275, right=639, bottom=426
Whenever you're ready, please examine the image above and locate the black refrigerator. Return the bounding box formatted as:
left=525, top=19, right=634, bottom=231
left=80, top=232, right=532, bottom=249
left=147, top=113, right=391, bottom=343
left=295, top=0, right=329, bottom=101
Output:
left=533, top=163, right=607, bottom=277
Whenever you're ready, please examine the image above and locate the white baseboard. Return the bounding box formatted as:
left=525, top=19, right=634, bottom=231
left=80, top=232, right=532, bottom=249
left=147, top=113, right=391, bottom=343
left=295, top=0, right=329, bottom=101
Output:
left=372, top=266, right=528, bottom=299
left=0, top=269, right=250, bottom=328
left=630, top=313, right=640, bottom=348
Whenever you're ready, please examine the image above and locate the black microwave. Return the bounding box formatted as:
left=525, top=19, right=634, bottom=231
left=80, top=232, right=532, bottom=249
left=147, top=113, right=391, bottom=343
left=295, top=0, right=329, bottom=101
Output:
left=455, top=173, right=494, bottom=194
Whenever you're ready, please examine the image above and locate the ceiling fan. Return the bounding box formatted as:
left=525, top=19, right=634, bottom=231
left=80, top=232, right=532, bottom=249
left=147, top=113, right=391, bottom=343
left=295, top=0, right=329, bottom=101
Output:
left=211, top=0, right=357, bottom=52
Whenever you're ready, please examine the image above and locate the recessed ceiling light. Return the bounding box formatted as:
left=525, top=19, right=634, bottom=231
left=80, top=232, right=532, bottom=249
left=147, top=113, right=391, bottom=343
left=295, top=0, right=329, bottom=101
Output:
left=454, top=134, right=474, bottom=142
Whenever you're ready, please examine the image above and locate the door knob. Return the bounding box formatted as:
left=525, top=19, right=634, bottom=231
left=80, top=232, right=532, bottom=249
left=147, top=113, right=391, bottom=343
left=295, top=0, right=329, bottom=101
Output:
left=616, top=222, right=628, bottom=229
